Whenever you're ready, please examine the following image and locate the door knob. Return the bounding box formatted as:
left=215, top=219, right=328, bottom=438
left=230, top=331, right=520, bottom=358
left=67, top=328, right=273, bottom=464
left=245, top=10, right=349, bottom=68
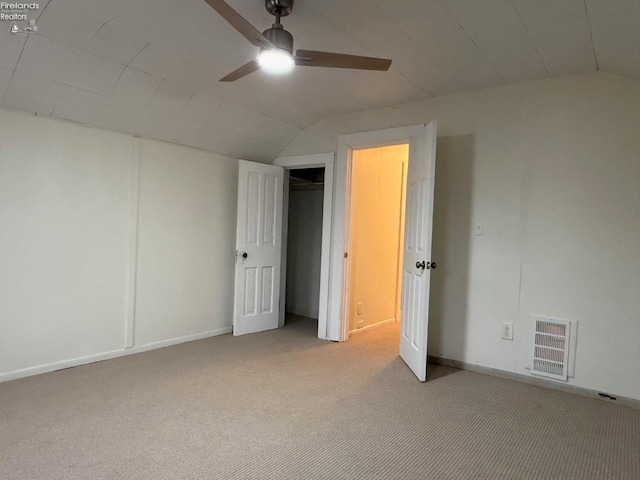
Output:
left=242, top=252, right=248, bottom=259
left=416, top=261, right=425, bottom=270
left=426, top=261, right=437, bottom=270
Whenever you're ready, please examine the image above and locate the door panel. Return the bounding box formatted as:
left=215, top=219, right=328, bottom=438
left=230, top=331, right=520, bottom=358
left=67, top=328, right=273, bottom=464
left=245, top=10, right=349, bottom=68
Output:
left=261, top=266, right=274, bottom=313
left=234, top=161, right=284, bottom=336
left=399, top=121, right=437, bottom=381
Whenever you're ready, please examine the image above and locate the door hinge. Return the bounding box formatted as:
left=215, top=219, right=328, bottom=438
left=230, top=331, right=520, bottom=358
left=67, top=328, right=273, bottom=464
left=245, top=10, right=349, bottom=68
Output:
left=344, top=252, right=348, bottom=259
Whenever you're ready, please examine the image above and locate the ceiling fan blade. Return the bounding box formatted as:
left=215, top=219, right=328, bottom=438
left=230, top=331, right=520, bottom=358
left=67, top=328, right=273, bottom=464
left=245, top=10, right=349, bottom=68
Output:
left=204, top=0, right=274, bottom=49
left=295, top=50, right=392, bottom=71
left=220, top=60, right=261, bottom=82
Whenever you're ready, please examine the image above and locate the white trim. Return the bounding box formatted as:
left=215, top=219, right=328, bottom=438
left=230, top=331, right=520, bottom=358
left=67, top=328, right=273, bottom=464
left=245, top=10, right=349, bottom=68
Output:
left=274, top=153, right=334, bottom=169
left=331, top=125, right=427, bottom=341
left=125, top=137, right=141, bottom=348
left=320, top=160, right=334, bottom=339
left=348, top=317, right=396, bottom=335
left=278, top=170, right=290, bottom=329
left=273, top=153, right=334, bottom=340
left=394, top=158, right=408, bottom=328
left=428, top=356, right=640, bottom=410
left=0, top=327, right=232, bottom=384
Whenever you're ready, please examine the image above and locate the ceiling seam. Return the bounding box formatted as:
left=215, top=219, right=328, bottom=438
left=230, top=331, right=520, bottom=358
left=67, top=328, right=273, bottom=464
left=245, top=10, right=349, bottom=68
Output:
left=381, top=30, right=445, bottom=95
left=36, top=0, right=101, bottom=53
left=24, top=26, right=133, bottom=69
left=99, top=8, right=136, bottom=30
left=390, top=69, right=433, bottom=97
left=364, top=1, right=434, bottom=96
left=145, top=78, right=165, bottom=107
left=223, top=101, right=305, bottom=130
left=304, top=2, right=433, bottom=97
left=277, top=126, right=311, bottom=159
left=94, top=22, right=107, bottom=36
left=439, top=1, right=507, bottom=83
left=5, top=75, right=123, bottom=105
left=367, top=1, right=469, bottom=95
left=93, top=63, right=129, bottom=119
left=127, top=42, right=151, bottom=68
left=48, top=80, right=65, bottom=118
left=25, top=28, right=99, bottom=117
left=48, top=80, right=112, bottom=121
left=35, top=0, right=52, bottom=21
left=180, top=91, right=197, bottom=114
left=582, top=0, right=600, bottom=71
left=47, top=80, right=109, bottom=97
left=510, top=0, right=551, bottom=77
left=108, top=64, right=128, bottom=98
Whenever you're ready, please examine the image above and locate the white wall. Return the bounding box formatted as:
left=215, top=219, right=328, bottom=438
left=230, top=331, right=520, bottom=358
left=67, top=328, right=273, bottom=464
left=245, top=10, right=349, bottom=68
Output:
left=0, top=109, right=132, bottom=374
left=286, top=186, right=323, bottom=319
left=0, top=108, right=238, bottom=381
left=282, top=73, right=640, bottom=401
left=134, top=139, right=237, bottom=345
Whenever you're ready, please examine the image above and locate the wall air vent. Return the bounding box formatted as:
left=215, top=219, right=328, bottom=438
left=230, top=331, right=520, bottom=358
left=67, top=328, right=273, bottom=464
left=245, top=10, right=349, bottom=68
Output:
left=531, top=317, right=571, bottom=381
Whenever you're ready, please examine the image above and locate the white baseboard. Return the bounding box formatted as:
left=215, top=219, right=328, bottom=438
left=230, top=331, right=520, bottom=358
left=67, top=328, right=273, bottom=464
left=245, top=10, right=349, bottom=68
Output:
left=428, top=355, right=640, bottom=410
left=0, top=326, right=232, bottom=384
left=287, top=305, right=319, bottom=319
left=349, top=317, right=396, bottom=336
left=126, top=327, right=232, bottom=355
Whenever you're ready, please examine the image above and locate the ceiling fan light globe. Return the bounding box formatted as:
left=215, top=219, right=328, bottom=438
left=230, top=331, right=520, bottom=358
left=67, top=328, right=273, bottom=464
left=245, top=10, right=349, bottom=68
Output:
left=258, top=49, right=294, bottom=74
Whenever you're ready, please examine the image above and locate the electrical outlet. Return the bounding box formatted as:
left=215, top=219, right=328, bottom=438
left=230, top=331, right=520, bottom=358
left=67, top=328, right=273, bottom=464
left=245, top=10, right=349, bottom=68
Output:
left=474, top=219, right=484, bottom=236
left=501, top=322, right=513, bottom=340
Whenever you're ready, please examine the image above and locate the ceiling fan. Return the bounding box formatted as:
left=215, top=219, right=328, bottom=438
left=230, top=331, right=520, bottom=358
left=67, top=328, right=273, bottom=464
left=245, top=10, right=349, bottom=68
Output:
left=204, top=0, right=392, bottom=81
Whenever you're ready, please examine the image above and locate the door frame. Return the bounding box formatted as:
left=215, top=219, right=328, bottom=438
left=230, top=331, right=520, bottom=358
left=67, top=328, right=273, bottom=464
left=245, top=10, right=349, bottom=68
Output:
left=329, top=125, right=429, bottom=342
left=273, top=153, right=334, bottom=340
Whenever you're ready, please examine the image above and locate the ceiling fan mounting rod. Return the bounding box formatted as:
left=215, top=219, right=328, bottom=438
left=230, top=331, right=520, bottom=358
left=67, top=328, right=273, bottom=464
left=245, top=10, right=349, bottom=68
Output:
left=262, top=0, right=294, bottom=53
left=265, top=0, right=294, bottom=18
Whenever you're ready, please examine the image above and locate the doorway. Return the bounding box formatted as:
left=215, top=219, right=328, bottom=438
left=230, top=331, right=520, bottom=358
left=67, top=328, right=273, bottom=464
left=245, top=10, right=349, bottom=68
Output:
left=284, top=167, right=325, bottom=333
left=246, top=124, right=435, bottom=379
left=328, top=123, right=438, bottom=381
left=273, top=153, right=335, bottom=340
left=346, top=145, right=409, bottom=339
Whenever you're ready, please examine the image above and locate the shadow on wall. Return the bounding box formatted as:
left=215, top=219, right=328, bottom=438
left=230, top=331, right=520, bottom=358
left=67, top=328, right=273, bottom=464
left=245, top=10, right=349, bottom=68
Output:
left=428, top=135, right=475, bottom=364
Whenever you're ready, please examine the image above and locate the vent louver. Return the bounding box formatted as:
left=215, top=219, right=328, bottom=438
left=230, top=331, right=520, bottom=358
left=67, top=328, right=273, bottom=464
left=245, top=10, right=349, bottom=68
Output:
left=531, top=318, right=571, bottom=381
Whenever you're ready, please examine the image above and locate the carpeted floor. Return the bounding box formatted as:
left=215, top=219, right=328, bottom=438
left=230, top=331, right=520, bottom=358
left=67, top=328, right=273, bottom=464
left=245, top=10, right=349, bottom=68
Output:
left=0, top=317, right=638, bottom=480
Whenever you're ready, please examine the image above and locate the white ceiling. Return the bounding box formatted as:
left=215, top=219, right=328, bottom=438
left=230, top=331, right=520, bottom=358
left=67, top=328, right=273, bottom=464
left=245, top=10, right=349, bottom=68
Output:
left=0, top=0, right=638, bottom=161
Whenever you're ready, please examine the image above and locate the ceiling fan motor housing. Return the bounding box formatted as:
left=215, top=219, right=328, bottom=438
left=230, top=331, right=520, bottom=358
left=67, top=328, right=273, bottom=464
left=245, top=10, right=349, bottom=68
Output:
left=265, top=0, right=294, bottom=17
left=263, top=25, right=294, bottom=54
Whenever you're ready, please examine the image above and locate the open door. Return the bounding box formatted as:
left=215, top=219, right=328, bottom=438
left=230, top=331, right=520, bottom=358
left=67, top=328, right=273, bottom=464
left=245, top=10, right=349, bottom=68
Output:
left=399, top=121, right=437, bottom=381
left=234, top=160, right=284, bottom=336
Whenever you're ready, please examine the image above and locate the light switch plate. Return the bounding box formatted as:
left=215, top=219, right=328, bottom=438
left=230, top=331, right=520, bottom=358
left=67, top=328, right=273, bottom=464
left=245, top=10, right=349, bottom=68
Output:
left=474, top=219, right=484, bottom=236
left=501, top=322, right=513, bottom=340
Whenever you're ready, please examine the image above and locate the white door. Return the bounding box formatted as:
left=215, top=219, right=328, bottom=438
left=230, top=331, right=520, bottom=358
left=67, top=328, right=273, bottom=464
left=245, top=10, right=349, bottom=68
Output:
left=234, top=160, right=284, bottom=336
left=399, top=121, right=437, bottom=381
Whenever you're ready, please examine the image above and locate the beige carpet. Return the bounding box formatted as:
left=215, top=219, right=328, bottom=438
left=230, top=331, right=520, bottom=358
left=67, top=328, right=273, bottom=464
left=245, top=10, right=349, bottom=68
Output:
left=0, top=317, right=638, bottom=480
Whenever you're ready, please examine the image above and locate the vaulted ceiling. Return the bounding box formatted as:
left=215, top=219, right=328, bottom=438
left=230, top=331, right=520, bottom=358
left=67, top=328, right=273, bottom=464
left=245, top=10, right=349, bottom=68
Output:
left=0, top=0, right=638, bottom=161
